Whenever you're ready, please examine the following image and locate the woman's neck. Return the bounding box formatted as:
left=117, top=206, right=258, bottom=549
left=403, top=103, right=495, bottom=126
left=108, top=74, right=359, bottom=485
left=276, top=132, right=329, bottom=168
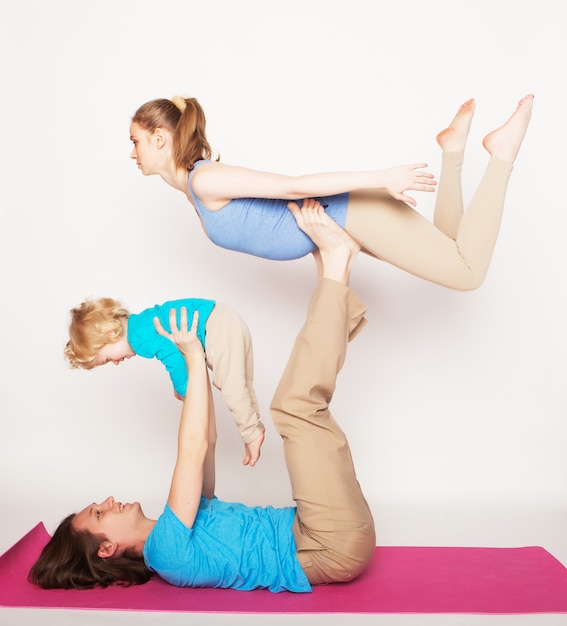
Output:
left=159, top=165, right=192, bottom=199
left=158, top=165, right=184, bottom=191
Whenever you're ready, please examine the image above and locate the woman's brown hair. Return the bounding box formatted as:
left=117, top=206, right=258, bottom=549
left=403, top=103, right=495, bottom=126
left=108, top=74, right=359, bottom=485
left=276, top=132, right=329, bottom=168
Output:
left=132, top=97, right=215, bottom=171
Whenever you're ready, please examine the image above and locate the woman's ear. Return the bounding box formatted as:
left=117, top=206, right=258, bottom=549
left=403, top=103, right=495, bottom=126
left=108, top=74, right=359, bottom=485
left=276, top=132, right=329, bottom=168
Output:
left=153, top=128, right=167, bottom=149
left=98, top=540, right=117, bottom=559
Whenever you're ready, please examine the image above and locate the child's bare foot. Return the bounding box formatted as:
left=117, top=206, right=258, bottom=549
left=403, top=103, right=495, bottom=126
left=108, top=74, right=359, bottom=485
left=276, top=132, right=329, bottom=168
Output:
left=287, top=199, right=360, bottom=284
left=482, top=94, right=534, bottom=162
left=436, top=98, right=476, bottom=152
left=243, top=429, right=265, bottom=467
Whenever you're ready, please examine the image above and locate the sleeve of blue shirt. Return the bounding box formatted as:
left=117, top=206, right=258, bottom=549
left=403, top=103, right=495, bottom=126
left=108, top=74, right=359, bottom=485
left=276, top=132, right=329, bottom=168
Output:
left=127, top=299, right=216, bottom=397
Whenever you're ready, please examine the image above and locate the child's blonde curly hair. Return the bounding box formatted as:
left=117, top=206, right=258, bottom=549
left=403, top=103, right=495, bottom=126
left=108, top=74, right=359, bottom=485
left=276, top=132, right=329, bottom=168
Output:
left=65, top=298, right=130, bottom=370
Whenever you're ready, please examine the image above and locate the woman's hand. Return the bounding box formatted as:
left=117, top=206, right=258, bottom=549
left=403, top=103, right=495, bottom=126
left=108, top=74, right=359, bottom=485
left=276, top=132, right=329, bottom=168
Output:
left=154, top=307, right=204, bottom=360
left=380, top=163, right=437, bottom=207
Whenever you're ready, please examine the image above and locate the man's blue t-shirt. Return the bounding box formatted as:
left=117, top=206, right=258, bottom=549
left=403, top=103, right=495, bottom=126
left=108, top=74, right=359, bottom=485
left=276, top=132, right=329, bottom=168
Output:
left=143, top=497, right=311, bottom=593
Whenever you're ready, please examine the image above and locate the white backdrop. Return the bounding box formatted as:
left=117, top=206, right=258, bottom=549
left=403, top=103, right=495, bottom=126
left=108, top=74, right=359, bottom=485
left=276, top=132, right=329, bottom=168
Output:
left=0, top=0, right=565, bottom=579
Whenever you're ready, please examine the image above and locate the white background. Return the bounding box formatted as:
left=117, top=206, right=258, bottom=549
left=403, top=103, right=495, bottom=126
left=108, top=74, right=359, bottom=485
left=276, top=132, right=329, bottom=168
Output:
left=0, top=1, right=566, bottom=624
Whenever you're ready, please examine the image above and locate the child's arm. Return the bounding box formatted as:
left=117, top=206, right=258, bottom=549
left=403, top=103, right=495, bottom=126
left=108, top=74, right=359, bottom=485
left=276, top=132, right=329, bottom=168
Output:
left=155, top=308, right=210, bottom=528
left=151, top=333, right=188, bottom=400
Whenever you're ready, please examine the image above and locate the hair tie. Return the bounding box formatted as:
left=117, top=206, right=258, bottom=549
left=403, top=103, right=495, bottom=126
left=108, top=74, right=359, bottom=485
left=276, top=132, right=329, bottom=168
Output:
left=171, top=96, right=187, bottom=113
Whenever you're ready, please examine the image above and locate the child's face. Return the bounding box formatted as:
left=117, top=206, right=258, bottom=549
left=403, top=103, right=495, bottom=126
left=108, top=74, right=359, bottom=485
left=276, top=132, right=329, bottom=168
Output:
left=95, top=336, right=135, bottom=367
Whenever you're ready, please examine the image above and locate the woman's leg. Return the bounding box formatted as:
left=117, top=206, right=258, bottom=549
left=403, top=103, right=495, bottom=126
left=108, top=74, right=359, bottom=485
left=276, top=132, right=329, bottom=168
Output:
left=433, top=151, right=464, bottom=239
left=270, top=209, right=375, bottom=585
left=432, top=99, right=476, bottom=238
left=345, top=95, right=533, bottom=290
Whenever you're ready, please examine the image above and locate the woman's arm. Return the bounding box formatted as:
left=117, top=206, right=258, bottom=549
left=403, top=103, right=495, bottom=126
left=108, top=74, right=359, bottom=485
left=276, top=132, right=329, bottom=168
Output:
left=154, top=308, right=210, bottom=528
left=192, top=161, right=437, bottom=208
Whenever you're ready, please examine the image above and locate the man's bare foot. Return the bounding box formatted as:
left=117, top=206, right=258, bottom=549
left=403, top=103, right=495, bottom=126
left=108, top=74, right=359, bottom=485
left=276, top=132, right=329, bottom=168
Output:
left=243, top=429, right=264, bottom=467
left=436, top=98, right=476, bottom=152
left=287, top=198, right=360, bottom=284
left=482, top=94, right=534, bottom=162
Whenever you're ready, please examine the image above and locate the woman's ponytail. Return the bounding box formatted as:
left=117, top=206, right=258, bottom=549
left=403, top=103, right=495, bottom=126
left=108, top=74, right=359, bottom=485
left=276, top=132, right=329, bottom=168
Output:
left=132, top=96, right=214, bottom=171
left=172, top=97, right=213, bottom=171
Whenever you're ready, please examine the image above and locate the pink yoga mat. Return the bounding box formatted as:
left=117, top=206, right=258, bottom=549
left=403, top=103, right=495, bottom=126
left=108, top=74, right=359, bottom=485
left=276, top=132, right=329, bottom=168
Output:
left=1, top=522, right=567, bottom=614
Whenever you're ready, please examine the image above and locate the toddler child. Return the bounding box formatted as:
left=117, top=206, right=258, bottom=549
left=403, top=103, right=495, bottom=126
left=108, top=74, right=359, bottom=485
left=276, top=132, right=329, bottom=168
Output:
left=65, top=297, right=264, bottom=466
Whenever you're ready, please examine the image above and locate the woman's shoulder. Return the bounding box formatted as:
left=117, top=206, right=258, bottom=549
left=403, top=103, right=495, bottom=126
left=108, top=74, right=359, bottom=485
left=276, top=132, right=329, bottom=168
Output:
left=188, top=159, right=219, bottom=187
left=193, top=159, right=222, bottom=171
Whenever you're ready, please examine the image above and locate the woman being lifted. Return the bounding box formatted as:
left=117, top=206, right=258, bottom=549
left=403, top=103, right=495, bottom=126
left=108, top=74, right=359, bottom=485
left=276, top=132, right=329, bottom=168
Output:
left=129, top=93, right=533, bottom=290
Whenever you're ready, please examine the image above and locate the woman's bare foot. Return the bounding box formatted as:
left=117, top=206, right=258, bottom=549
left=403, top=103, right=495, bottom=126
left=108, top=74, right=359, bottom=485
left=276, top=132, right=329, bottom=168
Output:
left=436, top=98, right=476, bottom=152
left=482, top=94, right=534, bottom=162
left=243, top=429, right=264, bottom=467
left=287, top=199, right=360, bottom=284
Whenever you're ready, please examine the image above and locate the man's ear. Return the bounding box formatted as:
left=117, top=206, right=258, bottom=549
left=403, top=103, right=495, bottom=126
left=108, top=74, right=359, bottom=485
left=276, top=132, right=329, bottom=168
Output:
left=98, top=540, right=117, bottom=559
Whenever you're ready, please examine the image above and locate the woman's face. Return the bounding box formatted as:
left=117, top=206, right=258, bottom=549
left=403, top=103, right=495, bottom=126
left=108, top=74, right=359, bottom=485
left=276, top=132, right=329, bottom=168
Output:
left=129, top=122, right=161, bottom=176
left=73, top=496, right=145, bottom=554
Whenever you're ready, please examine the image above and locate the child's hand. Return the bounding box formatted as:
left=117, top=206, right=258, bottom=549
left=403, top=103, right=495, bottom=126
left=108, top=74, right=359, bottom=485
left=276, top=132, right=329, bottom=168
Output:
left=154, top=308, right=204, bottom=360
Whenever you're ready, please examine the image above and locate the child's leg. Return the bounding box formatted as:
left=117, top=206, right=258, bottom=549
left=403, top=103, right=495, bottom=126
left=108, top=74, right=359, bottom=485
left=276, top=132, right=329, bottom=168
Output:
left=344, top=96, right=532, bottom=291
left=205, top=304, right=264, bottom=458
left=270, top=279, right=375, bottom=585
